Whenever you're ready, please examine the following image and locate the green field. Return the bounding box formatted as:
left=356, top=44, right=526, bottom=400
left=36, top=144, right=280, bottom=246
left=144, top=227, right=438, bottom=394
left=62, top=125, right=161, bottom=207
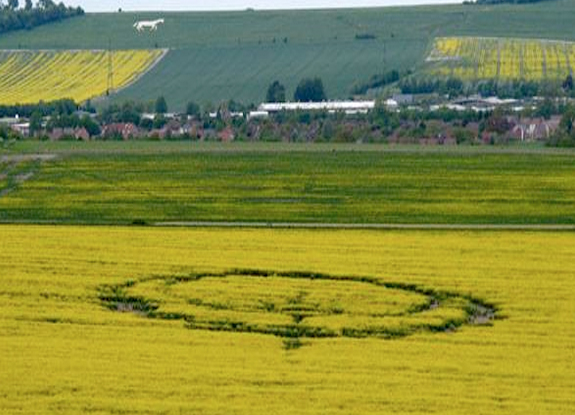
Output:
left=2, top=1, right=575, bottom=108
left=1, top=143, right=574, bottom=225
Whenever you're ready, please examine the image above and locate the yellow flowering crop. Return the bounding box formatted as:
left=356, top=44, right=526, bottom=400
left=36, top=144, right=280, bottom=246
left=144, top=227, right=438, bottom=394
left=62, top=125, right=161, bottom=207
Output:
left=0, top=49, right=165, bottom=105
left=430, top=36, right=573, bottom=81
left=1, top=225, right=574, bottom=414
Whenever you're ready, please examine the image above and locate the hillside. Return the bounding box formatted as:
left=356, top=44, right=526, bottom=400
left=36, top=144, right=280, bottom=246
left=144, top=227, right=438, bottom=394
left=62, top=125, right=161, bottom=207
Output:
left=0, top=49, right=164, bottom=105
left=0, top=0, right=574, bottom=109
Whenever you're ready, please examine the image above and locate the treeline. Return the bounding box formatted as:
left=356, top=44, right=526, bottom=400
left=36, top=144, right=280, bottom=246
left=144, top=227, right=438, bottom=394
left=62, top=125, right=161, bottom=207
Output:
left=399, top=78, right=466, bottom=96
left=0, top=98, right=79, bottom=118
left=352, top=71, right=551, bottom=99
left=397, top=77, right=574, bottom=99
left=266, top=78, right=327, bottom=103
left=351, top=70, right=404, bottom=95
left=469, top=0, right=556, bottom=4
left=0, top=0, right=83, bottom=34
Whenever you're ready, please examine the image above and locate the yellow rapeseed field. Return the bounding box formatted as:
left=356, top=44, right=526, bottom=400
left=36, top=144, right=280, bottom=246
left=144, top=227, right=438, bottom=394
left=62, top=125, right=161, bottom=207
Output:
left=1, top=225, right=574, bottom=414
left=429, top=36, right=575, bottom=81
left=0, top=49, right=164, bottom=105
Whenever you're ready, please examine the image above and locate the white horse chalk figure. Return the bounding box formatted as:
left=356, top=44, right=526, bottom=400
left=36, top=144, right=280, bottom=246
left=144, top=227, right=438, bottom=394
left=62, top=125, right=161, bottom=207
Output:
left=133, top=18, right=165, bottom=32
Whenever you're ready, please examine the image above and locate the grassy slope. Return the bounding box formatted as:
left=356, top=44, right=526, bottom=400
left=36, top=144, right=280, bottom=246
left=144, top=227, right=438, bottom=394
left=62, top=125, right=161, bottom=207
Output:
left=1, top=1, right=575, bottom=108
left=1, top=143, right=574, bottom=225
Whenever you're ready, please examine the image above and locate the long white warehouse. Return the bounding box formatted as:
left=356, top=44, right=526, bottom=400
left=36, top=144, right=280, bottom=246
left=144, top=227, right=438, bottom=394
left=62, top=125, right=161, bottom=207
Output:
left=258, top=101, right=376, bottom=113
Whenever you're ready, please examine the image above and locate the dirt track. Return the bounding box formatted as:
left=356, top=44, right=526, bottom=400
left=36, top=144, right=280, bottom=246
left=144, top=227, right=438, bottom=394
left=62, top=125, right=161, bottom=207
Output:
left=0, top=154, right=57, bottom=163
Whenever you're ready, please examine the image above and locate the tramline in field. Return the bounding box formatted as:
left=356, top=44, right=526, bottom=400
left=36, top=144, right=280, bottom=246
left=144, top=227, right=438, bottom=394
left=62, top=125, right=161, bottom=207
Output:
left=0, top=49, right=166, bottom=105
left=428, top=36, right=575, bottom=81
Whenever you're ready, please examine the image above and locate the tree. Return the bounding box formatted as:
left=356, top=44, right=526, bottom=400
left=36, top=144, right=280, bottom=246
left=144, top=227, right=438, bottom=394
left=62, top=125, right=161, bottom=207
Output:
left=80, top=115, right=100, bottom=137
left=294, top=78, right=326, bottom=102
left=547, top=105, right=575, bottom=147
left=29, top=111, right=43, bottom=135
left=535, top=99, right=554, bottom=120
left=563, top=74, right=574, bottom=92
left=7, top=0, right=18, bottom=9
left=485, top=108, right=512, bottom=135
left=38, top=0, right=55, bottom=9
left=266, top=81, right=286, bottom=103
left=155, top=96, right=168, bottom=114
left=186, top=101, right=200, bottom=118
left=153, top=114, right=167, bottom=129
left=24, top=0, right=32, bottom=10
left=559, top=105, right=575, bottom=135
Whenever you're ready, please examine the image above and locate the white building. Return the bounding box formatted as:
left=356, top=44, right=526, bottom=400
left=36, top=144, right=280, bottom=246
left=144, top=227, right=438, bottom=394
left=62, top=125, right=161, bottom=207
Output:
left=258, top=101, right=376, bottom=113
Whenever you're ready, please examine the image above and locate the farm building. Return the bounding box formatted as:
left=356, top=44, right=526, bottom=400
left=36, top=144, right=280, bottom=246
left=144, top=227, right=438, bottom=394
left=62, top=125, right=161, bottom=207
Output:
left=258, top=101, right=376, bottom=115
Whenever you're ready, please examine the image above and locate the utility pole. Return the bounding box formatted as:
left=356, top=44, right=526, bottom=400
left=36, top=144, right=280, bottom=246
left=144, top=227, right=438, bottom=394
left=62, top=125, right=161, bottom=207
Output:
left=107, top=39, right=114, bottom=95
left=383, top=40, right=387, bottom=69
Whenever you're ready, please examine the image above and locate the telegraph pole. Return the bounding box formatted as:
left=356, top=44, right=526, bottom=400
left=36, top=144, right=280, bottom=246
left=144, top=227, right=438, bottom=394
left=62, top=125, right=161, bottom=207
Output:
left=107, top=39, right=114, bottom=95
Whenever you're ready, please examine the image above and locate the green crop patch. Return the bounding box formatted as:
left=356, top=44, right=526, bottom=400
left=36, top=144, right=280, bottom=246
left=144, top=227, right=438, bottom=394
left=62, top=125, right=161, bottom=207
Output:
left=1, top=146, right=574, bottom=225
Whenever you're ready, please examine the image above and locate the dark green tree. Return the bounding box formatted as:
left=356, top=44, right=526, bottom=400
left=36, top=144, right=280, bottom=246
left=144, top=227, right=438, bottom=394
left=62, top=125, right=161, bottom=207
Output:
left=153, top=114, right=167, bottom=129
left=266, top=80, right=286, bottom=103
left=29, top=111, right=43, bottom=135
left=80, top=115, right=100, bottom=137
left=155, top=96, right=168, bottom=114
left=7, top=0, right=18, bottom=9
left=563, top=74, right=573, bottom=92
left=294, top=78, right=326, bottom=102
left=186, top=101, right=200, bottom=118
left=535, top=99, right=555, bottom=120
left=559, top=105, right=575, bottom=135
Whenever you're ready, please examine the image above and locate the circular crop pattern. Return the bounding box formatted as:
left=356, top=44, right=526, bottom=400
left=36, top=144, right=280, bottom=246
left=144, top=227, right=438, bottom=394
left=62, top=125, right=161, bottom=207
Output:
left=99, top=269, right=498, bottom=349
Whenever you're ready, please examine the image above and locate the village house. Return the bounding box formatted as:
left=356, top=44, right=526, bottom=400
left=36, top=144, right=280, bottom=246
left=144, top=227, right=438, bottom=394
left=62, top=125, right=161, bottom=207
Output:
left=510, top=116, right=562, bottom=141
left=10, top=122, right=31, bottom=138
left=218, top=127, right=235, bottom=142
left=101, top=123, right=141, bottom=140
left=149, top=119, right=185, bottom=139
left=49, top=127, right=90, bottom=141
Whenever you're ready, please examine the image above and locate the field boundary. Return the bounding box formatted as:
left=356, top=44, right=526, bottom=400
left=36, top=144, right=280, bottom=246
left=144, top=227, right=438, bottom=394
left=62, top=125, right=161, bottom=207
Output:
left=106, top=48, right=169, bottom=97
left=0, top=48, right=169, bottom=53
left=154, top=222, right=575, bottom=231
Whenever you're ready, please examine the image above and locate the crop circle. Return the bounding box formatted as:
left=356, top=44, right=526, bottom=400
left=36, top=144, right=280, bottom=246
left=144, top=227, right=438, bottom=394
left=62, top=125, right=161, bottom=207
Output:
left=99, top=269, right=498, bottom=348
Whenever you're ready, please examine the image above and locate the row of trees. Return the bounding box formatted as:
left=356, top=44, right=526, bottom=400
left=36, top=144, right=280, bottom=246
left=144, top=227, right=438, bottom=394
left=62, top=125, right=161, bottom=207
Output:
left=266, top=78, right=327, bottom=103
left=351, top=70, right=403, bottom=95
left=29, top=110, right=100, bottom=136
left=267, top=73, right=574, bottom=103
left=99, top=96, right=203, bottom=131
left=0, top=0, right=83, bottom=34
left=470, top=0, right=554, bottom=4
left=0, top=98, right=77, bottom=118
left=396, top=75, right=575, bottom=99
